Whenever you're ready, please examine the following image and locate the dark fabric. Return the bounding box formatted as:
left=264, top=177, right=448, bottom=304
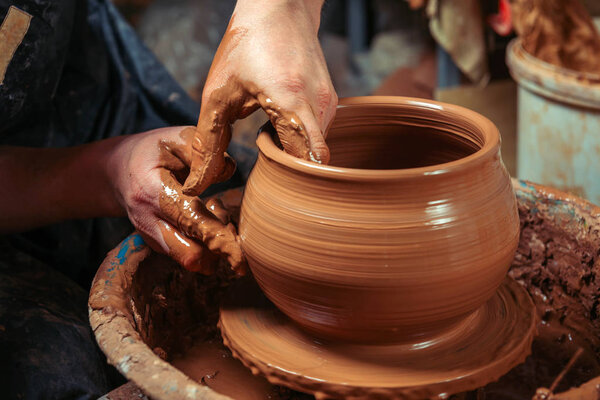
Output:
left=0, top=0, right=200, bottom=147
left=0, top=239, right=123, bottom=400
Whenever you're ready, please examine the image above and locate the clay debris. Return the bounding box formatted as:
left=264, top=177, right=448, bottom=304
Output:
left=511, top=0, right=600, bottom=73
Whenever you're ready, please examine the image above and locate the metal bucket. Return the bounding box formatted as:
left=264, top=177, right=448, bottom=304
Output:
left=89, top=181, right=600, bottom=399
left=506, top=39, right=600, bottom=205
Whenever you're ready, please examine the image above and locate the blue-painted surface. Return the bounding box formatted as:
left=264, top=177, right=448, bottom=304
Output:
left=104, top=233, right=146, bottom=286
left=516, top=85, right=600, bottom=206
left=116, top=233, right=145, bottom=265
left=508, top=41, right=600, bottom=206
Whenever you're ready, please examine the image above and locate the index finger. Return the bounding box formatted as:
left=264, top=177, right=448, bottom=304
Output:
left=256, top=93, right=330, bottom=164
left=161, top=169, right=246, bottom=274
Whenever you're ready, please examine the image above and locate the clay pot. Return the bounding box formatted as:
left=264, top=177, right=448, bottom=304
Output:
left=239, top=96, right=520, bottom=342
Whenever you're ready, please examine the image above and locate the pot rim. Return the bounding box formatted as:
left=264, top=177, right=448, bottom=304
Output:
left=256, top=96, right=501, bottom=181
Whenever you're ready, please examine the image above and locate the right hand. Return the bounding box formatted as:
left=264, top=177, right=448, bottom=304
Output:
left=182, top=0, right=338, bottom=196
left=108, top=126, right=245, bottom=275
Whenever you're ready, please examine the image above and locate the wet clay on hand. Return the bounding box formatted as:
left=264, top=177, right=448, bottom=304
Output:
left=182, top=80, right=320, bottom=196
left=511, top=0, right=600, bottom=73
left=181, top=13, right=333, bottom=196
left=157, top=127, right=245, bottom=274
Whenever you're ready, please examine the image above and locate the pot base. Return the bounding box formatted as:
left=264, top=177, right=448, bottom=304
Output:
left=219, top=276, right=536, bottom=399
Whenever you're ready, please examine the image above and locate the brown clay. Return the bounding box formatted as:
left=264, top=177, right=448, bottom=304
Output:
left=182, top=78, right=323, bottom=197
left=463, top=180, right=600, bottom=400
left=474, top=315, right=600, bottom=399
left=506, top=181, right=600, bottom=400
left=511, top=0, right=600, bottom=74
left=239, top=96, right=520, bottom=343
left=219, top=276, right=536, bottom=399
left=156, top=127, right=245, bottom=273
left=171, top=340, right=279, bottom=400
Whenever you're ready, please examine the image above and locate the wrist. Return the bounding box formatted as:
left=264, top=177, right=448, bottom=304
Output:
left=102, top=136, right=132, bottom=217
left=234, top=0, right=324, bottom=32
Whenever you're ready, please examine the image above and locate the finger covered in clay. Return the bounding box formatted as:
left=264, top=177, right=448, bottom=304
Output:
left=182, top=80, right=330, bottom=196
left=157, top=128, right=246, bottom=275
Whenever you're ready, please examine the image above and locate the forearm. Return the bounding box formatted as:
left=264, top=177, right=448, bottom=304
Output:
left=0, top=137, right=126, bottom=233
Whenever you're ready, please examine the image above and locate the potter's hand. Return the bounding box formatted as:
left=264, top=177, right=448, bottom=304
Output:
left=182, top=0, right=337, bottom=196
left=110, top=126, right=246, bottom=275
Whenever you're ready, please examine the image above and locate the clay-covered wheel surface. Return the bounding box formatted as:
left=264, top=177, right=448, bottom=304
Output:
left=219, top=277, right=536, bottom=399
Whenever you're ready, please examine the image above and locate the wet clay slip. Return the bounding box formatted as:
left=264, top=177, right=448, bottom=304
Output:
left=238, top=96, right=522, bottom=342
left=219, top=276, right=535, bottom=399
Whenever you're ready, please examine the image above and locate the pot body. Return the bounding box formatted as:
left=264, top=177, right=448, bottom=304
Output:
left=239, top=97, right=519, bottom=343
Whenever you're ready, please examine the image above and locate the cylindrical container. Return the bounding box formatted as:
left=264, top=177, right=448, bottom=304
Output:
left=239, top=96, right=520, bottom=343
left=506, top=39, right=600, bottom=205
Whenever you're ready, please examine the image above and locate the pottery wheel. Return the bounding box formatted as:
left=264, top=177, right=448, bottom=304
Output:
left=219, top=277, right=536, bottom=399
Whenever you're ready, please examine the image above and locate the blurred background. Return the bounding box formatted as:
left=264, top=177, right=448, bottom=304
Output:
left=112, top=0, right=600, bottom=178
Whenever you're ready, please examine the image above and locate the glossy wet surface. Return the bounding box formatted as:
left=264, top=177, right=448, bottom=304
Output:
left=170, top=287, right=600, bottom=400
left=216, top=277, right=535, bottom=399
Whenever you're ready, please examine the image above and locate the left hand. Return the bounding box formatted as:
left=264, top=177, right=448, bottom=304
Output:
left=108, top=126, right=246, bottom=275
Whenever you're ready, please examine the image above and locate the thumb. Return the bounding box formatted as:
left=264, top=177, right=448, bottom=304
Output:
left=182, top=84, right=257, bottom=196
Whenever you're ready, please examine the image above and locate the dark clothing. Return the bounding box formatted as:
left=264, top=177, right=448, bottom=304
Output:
left=0, top=239, right=122, bottom=400
left=0, top=1, right=254, bottom=399
left=0, top=0, right=200, bottom=148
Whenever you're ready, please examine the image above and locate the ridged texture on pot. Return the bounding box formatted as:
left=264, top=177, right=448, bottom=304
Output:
left=239, top=97, right=520, bottom=342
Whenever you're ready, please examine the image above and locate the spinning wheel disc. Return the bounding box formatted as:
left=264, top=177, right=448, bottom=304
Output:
left=219, top=277, right=536, bottom=399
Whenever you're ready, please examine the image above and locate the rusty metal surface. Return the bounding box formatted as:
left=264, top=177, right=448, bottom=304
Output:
left=507, top=39, right=600, bottom=205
